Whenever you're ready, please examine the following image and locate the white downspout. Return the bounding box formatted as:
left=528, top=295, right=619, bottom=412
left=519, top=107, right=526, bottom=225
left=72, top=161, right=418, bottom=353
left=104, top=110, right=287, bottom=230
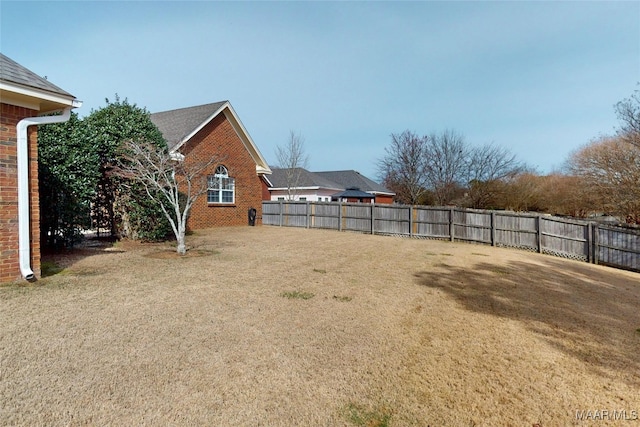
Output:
left=16, top=107, right=74, bottom=280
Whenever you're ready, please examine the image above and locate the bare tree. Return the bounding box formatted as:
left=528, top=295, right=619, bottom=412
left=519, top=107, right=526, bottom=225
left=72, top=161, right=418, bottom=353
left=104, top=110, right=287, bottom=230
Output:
left=568, top=135, right=640, bottom=223
left=424, top=129, right=469, bottom=205
left=379, top=129, right=529, bottom=207
left=113, top=140, right=218, bottom=254
left=275, top=131, right=309, bottom=200
left=615, top=87, right=640, bottom=148
left=465, top=143, right=524, bottom=208
left=378, top=130, right=430, bottom=205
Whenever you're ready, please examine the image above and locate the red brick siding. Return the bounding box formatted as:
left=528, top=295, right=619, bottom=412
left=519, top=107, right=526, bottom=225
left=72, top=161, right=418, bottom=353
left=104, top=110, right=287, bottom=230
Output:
left=261, top=176, right=271, bottom=202
left=180, top=112, right=264, bottom=229
left=0, top=103, right=41, bottom=283
left=375, top=194, right=394, bottom=204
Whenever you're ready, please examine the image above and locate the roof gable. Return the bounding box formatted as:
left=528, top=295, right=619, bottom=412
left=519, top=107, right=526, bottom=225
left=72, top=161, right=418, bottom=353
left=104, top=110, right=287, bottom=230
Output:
left=150, top=101, right=271, bottom=175
left=149, top=101, right=226, bottom=150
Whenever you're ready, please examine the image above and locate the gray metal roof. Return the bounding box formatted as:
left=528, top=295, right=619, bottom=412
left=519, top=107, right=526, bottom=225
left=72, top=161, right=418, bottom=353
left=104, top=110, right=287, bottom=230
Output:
left=268, top=168, right=342, bottom=189
left=331, top=188, right=375, bottom=199
left=149, top=101, right=227, bottom=150
left=0, top=53, right=73, bottom=97
left=315, top=170, right=393, bottom=194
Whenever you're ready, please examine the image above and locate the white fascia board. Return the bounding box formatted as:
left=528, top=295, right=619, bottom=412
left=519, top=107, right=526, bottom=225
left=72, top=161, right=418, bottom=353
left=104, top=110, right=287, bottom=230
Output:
left=223, top=103, right=272, bottom=174
left=256, top=165, right=272, bottom=175
left=0, top=81, right=80, bottom=110
left=269, top=186, right=321, bottom=191
left=268, top=186, right=343, bottom=192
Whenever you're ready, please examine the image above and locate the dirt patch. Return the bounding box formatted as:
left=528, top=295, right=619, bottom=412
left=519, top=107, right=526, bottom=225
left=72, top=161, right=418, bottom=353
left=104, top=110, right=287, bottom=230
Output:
left=1, top=226, right=639, bottom=426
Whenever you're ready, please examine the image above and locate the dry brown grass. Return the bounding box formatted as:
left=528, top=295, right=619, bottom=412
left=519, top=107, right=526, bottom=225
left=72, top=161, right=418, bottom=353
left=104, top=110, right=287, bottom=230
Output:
left=1, top=226, right=639, bottom=426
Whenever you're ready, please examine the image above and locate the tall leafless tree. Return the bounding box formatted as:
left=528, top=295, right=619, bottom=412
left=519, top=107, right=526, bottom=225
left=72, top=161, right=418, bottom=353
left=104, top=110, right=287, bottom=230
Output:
left=465, top=143, right=524, bottom=208
left=615, top=87, right=640, bottom=149
left=275, top=131, right=309, bottom=201
left=113, top=140, right=218, bottom=254
left=378, top=130, right=430, bottom=205
left=424, top=129, right=469, bottom=205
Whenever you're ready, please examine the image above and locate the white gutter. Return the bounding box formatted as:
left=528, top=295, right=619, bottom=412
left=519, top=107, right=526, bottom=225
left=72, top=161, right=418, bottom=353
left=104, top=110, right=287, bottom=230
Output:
left=16, top=107, right=75, bottom=280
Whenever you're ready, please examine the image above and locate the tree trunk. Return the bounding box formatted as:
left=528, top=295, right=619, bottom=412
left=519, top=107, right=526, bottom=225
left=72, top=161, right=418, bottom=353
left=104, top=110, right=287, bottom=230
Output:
left=176, top=237, right=186, bottom=255
left=176, top=224, right=187, bottom=255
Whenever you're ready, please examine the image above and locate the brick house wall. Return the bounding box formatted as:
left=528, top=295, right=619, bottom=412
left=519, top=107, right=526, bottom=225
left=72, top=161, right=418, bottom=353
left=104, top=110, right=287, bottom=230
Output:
left=180, top=112, right=264, bottom=229
left=0, top=103, right=41, bottom=283
left=375, top=194, right=394, bottom=204
left=260, top=177, right=271, bottom=205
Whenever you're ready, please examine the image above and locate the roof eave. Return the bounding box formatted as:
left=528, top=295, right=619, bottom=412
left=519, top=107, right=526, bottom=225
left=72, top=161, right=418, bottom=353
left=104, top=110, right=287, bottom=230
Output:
left=0, top=81, right=81, bottom=112
left=269, top=186, right=343, bottom=191
left=223, top=103, right=272, bottom=174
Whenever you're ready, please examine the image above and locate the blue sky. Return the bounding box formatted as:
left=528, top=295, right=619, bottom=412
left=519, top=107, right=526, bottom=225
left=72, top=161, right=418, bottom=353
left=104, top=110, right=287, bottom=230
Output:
left=2, top=1, right=638, bottom=180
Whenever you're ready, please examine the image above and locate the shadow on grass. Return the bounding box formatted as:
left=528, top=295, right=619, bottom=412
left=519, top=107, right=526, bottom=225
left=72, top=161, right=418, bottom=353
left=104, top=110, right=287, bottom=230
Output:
left=414, top=257, right=640, bottom=387
left=41, top=237, right=126, bottom=278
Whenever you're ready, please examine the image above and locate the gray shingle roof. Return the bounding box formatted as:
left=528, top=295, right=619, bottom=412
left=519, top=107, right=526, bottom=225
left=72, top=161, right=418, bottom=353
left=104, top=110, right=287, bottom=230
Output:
left=268, top=168, right=342, bottom=189
left=0, top=53, right=73, bottom=97
left=315, top=170, right=393, bottom=194
left=149, top=101, right=227, bottom=150
left=268, top=168, right=394, bottom=195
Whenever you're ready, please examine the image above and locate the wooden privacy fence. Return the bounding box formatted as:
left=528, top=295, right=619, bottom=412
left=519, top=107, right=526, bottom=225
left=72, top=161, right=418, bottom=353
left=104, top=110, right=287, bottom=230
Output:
left=262, top=201, right=640, bottom=272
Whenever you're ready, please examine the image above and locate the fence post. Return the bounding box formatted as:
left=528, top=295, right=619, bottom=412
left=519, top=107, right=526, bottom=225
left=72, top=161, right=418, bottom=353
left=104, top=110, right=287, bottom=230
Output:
left=339, top=202, right=343, bottom=232
left=536, top=215, right=543, bottom=253
left=450, top=207, right=455, bottom=242
left=587, top=222, right=592, bottom=263
left=371, top=203, right=375, bottom=235
left=593, top=223, right=599, bottom=265
left=491, top=211, right=496, bottom=247
left=409, top=206, right=414, bottom=237
left=279, top=201, right=283, bottom=227
left=306, top=202, right=310, bottom=229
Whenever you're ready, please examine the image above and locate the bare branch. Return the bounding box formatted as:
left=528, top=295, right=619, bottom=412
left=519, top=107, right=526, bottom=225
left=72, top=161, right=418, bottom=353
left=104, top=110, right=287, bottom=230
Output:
left=275, top=131, right=309, bottom=201
left=424, top=129, right=468, bottom=205
left=377, top=130, right=430, bottom=205
left=111, top=140, right=219, bottom=253
left=615, top=86, right=640, bottom=149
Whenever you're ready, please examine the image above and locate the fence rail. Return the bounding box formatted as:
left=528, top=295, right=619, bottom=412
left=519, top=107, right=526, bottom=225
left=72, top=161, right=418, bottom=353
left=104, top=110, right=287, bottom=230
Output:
left=262, top=201, right=640, bottom=273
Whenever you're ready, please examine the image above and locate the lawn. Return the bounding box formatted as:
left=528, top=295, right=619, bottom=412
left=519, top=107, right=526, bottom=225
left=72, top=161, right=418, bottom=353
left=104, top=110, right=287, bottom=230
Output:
left=1, top=226, right=639, bottom=426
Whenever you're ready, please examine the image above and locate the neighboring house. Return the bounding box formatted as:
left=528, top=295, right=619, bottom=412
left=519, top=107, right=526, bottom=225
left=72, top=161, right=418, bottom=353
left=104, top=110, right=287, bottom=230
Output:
left=265, top=168, right=395, bottom=204
left=315, top=170, right=395, bottom=204
left=0, top=53, right=81, bottom=283
left=265, top=167, right=342, bottom=202
left=331, top=188, right=376, bottom=203
left=150, top=101, right=272, bottom=229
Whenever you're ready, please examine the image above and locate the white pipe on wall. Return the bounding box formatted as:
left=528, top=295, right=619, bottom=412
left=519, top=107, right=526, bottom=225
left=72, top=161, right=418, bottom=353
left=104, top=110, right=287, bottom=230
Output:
left=16, top=107, right=73, bottom=280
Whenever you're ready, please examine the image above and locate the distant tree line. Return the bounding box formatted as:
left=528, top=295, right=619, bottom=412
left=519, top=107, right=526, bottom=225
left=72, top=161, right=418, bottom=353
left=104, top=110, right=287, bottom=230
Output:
left=379, top=87, right=640, bottom=225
